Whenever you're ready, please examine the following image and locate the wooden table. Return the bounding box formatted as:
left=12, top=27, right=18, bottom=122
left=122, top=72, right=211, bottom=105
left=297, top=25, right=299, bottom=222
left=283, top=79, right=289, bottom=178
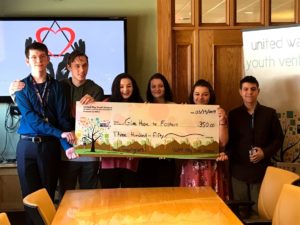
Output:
left=52, top=187, right=243, bottom=225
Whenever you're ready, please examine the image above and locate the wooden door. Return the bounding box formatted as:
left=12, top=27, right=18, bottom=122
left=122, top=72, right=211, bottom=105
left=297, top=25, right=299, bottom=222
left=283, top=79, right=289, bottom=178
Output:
left=173, top=30, right=195, bottom=103
left=198, top=29, right=243, bottom=112
left=157, top=0, right=245, bottom=112
left=172, top=28, right=243, bottom=112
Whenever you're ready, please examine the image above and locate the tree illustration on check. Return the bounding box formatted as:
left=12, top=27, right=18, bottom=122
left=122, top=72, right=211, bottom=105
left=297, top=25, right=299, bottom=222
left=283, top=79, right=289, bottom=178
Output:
left=80, top=118, right=104, bottom=152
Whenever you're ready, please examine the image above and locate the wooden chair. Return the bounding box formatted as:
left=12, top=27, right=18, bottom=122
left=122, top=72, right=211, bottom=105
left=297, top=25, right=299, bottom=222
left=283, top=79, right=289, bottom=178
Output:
left=256, top=166, right=299, bottom=220
left=228, top=166, right=300, bottom=224
left=23, top=188, right=56, bottom=225
left=272, top=184, right=300, bottom=225
left=0, top=212, right=11, bottom=225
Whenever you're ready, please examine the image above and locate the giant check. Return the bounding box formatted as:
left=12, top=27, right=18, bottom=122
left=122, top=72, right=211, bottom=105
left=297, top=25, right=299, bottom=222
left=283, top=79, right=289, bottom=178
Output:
left=75, top=102, right=219, bottom=159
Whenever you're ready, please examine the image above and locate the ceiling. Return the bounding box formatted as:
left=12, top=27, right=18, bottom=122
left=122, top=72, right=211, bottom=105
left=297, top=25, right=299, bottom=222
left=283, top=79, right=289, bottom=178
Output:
left=175, top=0, right=294, bottom=23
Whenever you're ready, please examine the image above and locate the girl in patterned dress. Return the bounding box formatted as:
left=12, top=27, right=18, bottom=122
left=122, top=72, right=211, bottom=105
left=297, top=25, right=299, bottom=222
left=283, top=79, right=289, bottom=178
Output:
left=179, top=79, right=229, bottom=200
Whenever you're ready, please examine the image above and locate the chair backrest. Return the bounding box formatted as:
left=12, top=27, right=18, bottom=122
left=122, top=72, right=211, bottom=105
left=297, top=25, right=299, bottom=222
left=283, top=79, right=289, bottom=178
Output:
left=258, top=166, right=300, bottom=220
left=272, top=184, right=300, bottom=225
left=23, top=188, right=56, bottom=225
left=0, top=212, right=11, bottom=225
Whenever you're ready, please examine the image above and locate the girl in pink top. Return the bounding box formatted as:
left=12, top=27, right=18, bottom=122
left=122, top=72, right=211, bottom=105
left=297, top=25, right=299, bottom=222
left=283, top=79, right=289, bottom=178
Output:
left=100, top=73, right=143, bottom=188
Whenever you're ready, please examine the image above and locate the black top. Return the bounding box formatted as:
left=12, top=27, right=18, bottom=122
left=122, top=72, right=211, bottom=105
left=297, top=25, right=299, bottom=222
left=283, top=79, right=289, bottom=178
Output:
left=226, top=103, right=284, bottom=183
left=60, top=78, right=104, bottom=130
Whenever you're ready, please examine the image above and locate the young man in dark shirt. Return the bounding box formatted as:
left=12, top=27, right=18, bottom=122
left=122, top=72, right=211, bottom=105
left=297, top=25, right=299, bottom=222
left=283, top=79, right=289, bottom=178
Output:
left=59, top=50, right=104, bottom=196
left=226, top=75, right=284, bottom=218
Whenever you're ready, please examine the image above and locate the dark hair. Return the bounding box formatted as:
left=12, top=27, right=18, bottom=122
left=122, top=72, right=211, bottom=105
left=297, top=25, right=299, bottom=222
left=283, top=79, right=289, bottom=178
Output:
left=67, top=50, right=89, bottom=66
left=25, top=42, right=48, bottom=58
left=188, top=79, right=216, bottom=104
left=110, top=73, right=144, bottom=103
left=146, top=73, right=173, bottom=103
left=240, top=76, right=259, bottom=89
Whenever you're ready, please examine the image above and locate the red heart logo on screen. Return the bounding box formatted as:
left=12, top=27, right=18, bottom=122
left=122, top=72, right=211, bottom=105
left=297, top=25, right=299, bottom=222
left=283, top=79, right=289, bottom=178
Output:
left=35, top=27, right=75, bottom=57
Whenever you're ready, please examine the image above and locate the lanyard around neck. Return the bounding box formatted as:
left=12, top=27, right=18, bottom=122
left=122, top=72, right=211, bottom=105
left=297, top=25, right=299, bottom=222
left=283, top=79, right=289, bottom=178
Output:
left=31, top=75, right=51, bottom=120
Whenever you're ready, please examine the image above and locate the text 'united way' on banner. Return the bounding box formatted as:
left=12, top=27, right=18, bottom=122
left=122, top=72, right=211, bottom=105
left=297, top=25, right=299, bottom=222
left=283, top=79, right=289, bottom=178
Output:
left=75, top=102, right=219, bottom=159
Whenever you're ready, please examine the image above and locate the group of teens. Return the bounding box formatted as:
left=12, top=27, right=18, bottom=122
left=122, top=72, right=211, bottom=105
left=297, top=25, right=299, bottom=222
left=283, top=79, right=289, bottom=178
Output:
left=12, top=42, right=283, bottom=224
left=11, top=44, right=230, bottom=199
